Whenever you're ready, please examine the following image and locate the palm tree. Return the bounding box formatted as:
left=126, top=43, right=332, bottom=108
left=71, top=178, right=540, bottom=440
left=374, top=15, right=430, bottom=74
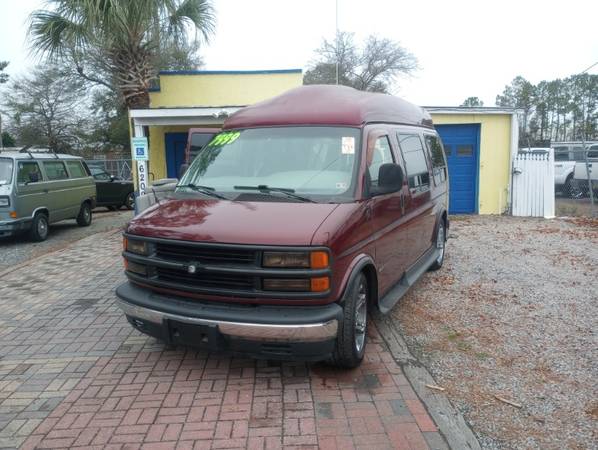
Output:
left=29, top=0, right=215, bottom=109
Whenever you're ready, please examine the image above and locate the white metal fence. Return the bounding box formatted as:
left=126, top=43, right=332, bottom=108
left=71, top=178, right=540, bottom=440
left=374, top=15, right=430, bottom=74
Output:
left=512, top=151, right=555, bottom=218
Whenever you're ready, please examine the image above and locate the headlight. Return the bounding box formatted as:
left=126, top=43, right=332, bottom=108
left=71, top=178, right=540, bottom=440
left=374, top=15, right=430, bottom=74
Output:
left=123, top=237, right=148, bottom=255
left=0, top=197, right=9, bottom=207
left=263, top=251, right=329, bottom=269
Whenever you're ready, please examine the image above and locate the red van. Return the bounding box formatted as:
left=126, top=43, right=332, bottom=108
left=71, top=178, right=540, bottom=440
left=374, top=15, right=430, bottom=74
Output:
left=117, top=85, right=449, bottom=368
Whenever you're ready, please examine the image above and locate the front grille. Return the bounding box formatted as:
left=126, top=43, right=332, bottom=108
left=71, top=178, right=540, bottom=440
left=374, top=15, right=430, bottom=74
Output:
left=156, top=267, right=255, bottom=290
left=155, top=242, right=256, bottom=266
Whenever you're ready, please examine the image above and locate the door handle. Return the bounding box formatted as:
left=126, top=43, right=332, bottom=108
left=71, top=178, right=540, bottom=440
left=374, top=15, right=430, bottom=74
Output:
left=365, top=206, right=372, bottom=220
left=43, top=189, right=49, bottom=193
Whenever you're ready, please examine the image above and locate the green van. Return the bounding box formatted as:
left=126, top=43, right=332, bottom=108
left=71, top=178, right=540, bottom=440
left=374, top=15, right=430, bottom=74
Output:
left=0, top=151, right=97, bottom=241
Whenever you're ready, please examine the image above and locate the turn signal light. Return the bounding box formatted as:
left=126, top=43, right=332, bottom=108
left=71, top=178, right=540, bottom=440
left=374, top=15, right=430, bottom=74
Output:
left=9, top=211, right=17, bottom=219
left=310, top=251, right=329, bottom=269
left=310, top=276, right=330, bottom=292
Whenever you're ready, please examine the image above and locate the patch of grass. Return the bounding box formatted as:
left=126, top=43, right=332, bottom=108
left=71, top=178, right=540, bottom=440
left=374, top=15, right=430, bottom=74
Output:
left=475, top=352, right=490, bottom=360
left=456, top=341, right=471, bottom=351
left=447, top=330, right=462, bottom=341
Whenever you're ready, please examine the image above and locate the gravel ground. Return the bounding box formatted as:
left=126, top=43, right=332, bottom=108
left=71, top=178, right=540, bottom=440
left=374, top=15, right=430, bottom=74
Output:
left=0, top=208, right=132, bottom=273
left=392, top=215, right=597, bottom=450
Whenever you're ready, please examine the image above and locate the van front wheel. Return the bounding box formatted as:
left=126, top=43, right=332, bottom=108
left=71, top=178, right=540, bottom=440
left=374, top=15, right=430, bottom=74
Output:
left=330, top=273, right=368, bottom=368
left=29, top=213, right=49, bottom=242
left=76, top=203, right=92, bottom=227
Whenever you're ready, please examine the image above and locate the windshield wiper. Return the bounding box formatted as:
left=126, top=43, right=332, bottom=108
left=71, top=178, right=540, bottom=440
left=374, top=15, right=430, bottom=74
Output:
left=177, top=183, right=229, bottom=200
left=234, top=185, right=316, bottom=203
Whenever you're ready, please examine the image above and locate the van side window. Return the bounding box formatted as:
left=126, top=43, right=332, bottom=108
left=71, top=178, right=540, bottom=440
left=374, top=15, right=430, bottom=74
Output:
left=66, top=161, right=87, bottom=178
left=43, top=161, right=69, bottom=181
left=424, top=134, right=448, bottom=185
left=17, top=162, right=43, bottom=184
left=368, top=136, right=394, bottom=186
left=397, top=133, right=430, bottom=193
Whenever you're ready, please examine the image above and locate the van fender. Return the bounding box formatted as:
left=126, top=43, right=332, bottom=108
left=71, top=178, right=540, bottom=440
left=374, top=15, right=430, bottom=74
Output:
left=31, top=206, right=49, bottom=220
left=337, top=254, right=378, bottom=306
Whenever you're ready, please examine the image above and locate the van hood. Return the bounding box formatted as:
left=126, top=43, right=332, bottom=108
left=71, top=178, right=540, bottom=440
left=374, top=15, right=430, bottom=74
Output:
left=127, top=197, right=341, bottom=246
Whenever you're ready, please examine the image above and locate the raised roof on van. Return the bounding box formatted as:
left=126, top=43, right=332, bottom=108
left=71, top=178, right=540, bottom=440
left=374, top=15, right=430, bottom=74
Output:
left=223, top=85, right=434, bottom=130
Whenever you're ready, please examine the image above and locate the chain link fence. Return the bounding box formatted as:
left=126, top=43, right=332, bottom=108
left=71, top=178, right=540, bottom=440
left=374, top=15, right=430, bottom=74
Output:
left=554, top=144, right=597, bottom=217
left=86, top=159, right=132, bottom=181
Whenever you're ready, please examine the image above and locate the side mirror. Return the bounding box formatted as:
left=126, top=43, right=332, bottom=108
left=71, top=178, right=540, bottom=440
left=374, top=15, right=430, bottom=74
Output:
left=109, top=175, right=116, bottom=182
left=371, top=163, right=403, bottom=196
left=178, top=163, right=189, bottom=179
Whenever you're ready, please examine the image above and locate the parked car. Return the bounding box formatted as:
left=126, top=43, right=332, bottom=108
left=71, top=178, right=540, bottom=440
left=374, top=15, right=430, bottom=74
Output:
left=0, top=151, right=96, bottom=241
left=89, top=167, right=135, bottom=210
left=572, top=144, right=598, bottom=195
left=116, top=85, right=449, bottom=368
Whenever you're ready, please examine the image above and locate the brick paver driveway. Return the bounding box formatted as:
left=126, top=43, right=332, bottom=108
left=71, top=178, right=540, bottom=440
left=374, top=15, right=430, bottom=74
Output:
left=0, top=229, right=447, bottom=450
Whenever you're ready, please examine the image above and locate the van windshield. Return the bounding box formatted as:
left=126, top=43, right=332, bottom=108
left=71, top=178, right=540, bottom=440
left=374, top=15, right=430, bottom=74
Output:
left=178, top=127, right=361, bottom=202
left=0, top=159, right=13, bottom=185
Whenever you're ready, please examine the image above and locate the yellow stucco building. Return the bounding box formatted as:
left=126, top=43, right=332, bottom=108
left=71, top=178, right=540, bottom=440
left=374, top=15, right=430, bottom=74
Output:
left=129, top=70, right=517, bottom=214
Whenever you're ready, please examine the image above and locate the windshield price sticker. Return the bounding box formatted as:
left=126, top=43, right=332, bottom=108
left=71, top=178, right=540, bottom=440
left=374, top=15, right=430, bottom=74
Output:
left=342, top=137, right=355, bottom=154
left=209, top=131, right=241, bottom=147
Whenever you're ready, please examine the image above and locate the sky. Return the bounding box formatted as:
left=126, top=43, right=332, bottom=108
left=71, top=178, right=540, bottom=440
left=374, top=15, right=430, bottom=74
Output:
left=1, top=0, right=597, bottom=106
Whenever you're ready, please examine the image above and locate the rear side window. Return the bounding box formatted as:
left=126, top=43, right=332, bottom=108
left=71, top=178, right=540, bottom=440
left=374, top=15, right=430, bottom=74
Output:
left=17, top=161, right=43, bottom=184
left=398, top=133, right=430, bottom=193
left=43, top=161, right=69, bottom=180
left=588, top=146, right=598, bottom=158
left=66, top=161, right=87, bottom=178
left=368, top=136, right=394, bottom=186
left=424, top=134, right=448, bottom=185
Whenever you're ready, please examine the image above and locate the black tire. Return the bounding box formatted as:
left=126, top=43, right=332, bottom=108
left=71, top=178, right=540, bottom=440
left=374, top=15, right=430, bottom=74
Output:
left=564, top=175, right=583, bottom=199
left=107, top=206, right=117, bottom=211
left=330, top=273, right=368, bottom=369
left=429, top=220, right=446, bottom=271
left=29, top=212, right=49, bottom=242
left=124, top=192, right=135, bottom=210
left=76, top=202, right=92, bottom=227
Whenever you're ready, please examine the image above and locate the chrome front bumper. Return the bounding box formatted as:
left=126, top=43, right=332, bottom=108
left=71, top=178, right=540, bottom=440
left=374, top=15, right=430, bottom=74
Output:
left=116, top=298, right=339, bottom=342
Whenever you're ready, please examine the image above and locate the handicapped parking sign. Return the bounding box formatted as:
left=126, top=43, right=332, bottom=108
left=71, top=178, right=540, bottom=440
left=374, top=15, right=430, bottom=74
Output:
left=131, top=137, right=149, bottom=161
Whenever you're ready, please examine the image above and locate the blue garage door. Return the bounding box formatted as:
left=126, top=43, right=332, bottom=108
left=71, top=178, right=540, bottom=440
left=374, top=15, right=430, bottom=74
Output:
left=165, top=132, right=188, bottom=179
left=435, top=124, right=480, bottom=214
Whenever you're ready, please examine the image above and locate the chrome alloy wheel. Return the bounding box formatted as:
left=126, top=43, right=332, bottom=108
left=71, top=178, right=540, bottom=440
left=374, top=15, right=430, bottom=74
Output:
left=436, top=224, right=445, bottom=264
left=354, top=280, right=367, bottom=353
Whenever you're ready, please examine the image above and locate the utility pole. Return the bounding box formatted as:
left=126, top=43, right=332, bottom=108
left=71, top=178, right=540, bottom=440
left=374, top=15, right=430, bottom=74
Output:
left=335, top=0, right=339, bottom=85
left=0, top=113, right=3, bottom=151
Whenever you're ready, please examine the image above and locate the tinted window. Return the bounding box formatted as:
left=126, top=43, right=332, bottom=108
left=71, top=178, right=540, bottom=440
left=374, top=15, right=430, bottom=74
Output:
left=66, top=161, right=87, bottom=178
left=93, top=171, right=111, bottom=181
left=554, top=152, right=569, bottom=161
left=368, top=136, right=394, bottom=185
left=424, top=134, right=448, bottom=185
left=398, top=133, right=430, bottom=192
left=17, top=161, right=43, bottom=184
left=43, top=161, right=69, bottom=180
left=588, top=146, right=598, bottom=158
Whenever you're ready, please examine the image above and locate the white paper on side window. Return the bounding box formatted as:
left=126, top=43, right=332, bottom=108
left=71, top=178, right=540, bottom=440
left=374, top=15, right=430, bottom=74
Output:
left=341, top=137, right=355, bottom=154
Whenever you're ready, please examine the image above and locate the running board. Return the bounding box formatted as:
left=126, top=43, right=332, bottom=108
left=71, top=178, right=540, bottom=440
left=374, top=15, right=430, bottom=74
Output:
left=377, top=246, right=440, bottom=314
